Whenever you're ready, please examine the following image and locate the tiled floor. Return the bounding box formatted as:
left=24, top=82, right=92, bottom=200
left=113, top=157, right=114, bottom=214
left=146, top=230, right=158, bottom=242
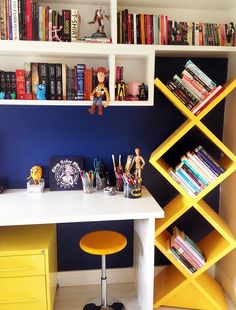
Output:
left=54, top=282, right=236, bottom=310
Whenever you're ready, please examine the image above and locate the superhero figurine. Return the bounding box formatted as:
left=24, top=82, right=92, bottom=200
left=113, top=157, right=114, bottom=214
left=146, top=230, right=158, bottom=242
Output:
left=139, top=83, right=148, bottom=100
left=88, top=7, right=109, bottom=38
left=115, top=81, right=126, bottom=101
left=88, top=67, right=110, bottom=116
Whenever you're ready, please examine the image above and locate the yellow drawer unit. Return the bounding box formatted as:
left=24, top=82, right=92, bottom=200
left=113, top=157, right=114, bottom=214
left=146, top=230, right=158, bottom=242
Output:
left=0, top=225, right=57, bottom=310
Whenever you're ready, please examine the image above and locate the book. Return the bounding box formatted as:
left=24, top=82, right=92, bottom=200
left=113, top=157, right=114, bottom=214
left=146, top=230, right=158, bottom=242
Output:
left=170, top=236, right=201, bottom=270
left=181, top=155, right=209, bottom=186
left=24, top=62, right=32, bottom=99
left=180, top=231, right=206, bottom=261
left=55, top=63, right=63, bottom=100
left=172, top=226, right=206, bottom=265
left=11, top=0, right=19, bottom=40
left=168, top=168, right=197, bottom=198
left=16, top=69, right=25, bottom=99
left=62, top=9, right=71, bottom=42
left=48, top=63, right=56, bottom=100
left=191, top=85, right=223, bottom=115
left=175, top=163, right=201, bottom=193
left=0, top=71, right=6, bottom=93
left=195, top=145, right=225, bottom=175
left=76, top=64, right=85, bottom=100
left=25, top=0, right=32, bottom=40
left=71, top=9, right=80, bottom=42
left=31, top=62, right=39, bottom=99
left=38, top=63, right=48, bottom=99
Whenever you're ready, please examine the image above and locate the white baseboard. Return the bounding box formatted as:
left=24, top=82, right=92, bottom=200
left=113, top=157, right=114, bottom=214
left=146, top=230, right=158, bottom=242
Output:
left=58, top=267, right=135, bottom=287
left=58, top=265, right=166, bottom=287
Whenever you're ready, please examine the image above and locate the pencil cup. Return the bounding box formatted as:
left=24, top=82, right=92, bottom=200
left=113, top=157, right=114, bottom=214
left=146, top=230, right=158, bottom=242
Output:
left=82, top=179, right=93, bottom=194
left=115, top=176, right=124, bottom=191
left=96, top=174, right=107, bottom=191
left=123, top=183, right=142, bottom=199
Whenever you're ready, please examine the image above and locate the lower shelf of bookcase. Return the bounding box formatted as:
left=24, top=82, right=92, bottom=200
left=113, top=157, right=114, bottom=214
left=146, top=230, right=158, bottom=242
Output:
left=153, top=265, right=227, bottom=309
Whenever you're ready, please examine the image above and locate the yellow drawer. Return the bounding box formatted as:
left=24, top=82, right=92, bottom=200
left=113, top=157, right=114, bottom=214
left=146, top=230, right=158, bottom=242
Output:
left=0, top=276, right=47, bottom=310
left=0, top=255, right=45, bottom=277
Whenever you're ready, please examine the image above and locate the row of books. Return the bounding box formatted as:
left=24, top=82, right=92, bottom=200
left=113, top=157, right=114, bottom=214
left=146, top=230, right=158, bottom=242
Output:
left=0, top=63, right=109, bottom=101
left=168, top=226, right=206, bottom=273
left=166, top=60, right=224, bottom=115
left=117, top=9, right=235, bottom=46
left=168, top=145, right=225, bottom=198
left=0, top=0, right=81, bottom=42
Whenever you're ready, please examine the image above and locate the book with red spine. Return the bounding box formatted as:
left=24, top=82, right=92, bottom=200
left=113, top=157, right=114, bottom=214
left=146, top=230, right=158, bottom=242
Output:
left=24, top=62, right=32, bottom=99
left=16, top=69, right=26, bottom=99
left=127, top=13, right=132, bottom=44
left=26, top=0, right=32, bottom=40
left=45, top=5, right=49, bottom=41
left=146, top=14, right=151, bottom=45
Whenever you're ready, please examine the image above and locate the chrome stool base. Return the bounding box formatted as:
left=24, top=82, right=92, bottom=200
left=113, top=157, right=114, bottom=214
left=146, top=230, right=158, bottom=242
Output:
left=83, top=302, right=125, bottom=310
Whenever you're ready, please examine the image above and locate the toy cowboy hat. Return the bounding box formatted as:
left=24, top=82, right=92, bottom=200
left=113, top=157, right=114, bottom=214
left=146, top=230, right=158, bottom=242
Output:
left=94, top=67, right=109, bottom=74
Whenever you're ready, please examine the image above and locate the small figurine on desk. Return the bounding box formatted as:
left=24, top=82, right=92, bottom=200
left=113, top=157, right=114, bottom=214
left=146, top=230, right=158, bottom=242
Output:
left=132, top=148, right=145, bottom=180
left=27, top=165, right=45, bottom=193
left=35, top=84, right=46, bottom=100
left=138, top=83, right=148, bottom=101
left=88, top=67, right=110, bottom=116
left=88, top=6, right=109, bottom=38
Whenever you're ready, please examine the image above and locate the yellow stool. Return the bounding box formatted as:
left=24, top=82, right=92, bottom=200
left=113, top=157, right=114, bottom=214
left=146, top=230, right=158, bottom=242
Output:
left=80, top=230, right=127, bottom=310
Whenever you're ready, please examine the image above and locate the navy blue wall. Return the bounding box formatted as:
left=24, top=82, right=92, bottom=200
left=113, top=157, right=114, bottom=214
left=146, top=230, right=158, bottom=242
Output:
left=0, top=57, right=227, bottom=270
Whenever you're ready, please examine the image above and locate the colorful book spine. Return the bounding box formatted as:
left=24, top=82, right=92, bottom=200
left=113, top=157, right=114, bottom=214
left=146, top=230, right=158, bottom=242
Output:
left=62, top=63, right=67, bottom=101
left=173, top=74, right=201, bottom=101
left=25, top=0, right=32, bottom=40
left=168, top=245, right=196, bottom=273
left=48, top=63, right=56, bottom=100
left=5, top=71, right=12, bottom=98
left=31, top=62, right=39, bottom=99
left=187, top=151, right=217, bottom=181
left=181, top=155, right=209, bottom=186
left=18, top=0, right=22, bottom=40
left=24, top=62, right=32, bottom=99
left=175, top=164, right=201, bottom=193
left=62, top=9, right=71, bottom=42
left=16, top=69, right=25, bottom=99
left=171, top=237, right=201, bottom=269
left=181, top=231, right=206, bottom=261
left=195, top=146, right=224, bottom=175
left=71, top=9, right=79, bottom=42
left=10, top=71, right=16, bottom=95
left=181, top=163, right=206, bottom=190
left=168, top=168, right=197, bottom=198
left=38, top=63, right=48, bottom=99
left=173, top=227, right=206, bottom=266
left=76, top=64, right=85, bottom=100
left=55, top=63, right=62, bottom=100
left=0, top=71, right=6, bottom=93
left=0, top=0, right=6, bottom=40
left=8, top=0, right=12, bottom=40
left=11, top=0, right=19, bottom=40
left=66, top=67, right=75, bottom=100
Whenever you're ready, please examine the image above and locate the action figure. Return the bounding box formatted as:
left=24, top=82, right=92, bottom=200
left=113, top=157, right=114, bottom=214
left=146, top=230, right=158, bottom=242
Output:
left=27, top=166, right=43, bottom=185
left=52, top=25, right=63, bottom=42
left=35, top=84, right=47, bottom=100
left=88, top=67, right=110, bottom=116
left=132, top=148, right=145, bottom=180
left=139, top=83, right=148, bottom=100
left=88, top=7, right=109, bottom=37
left=115, top=80, right=126, bottom=100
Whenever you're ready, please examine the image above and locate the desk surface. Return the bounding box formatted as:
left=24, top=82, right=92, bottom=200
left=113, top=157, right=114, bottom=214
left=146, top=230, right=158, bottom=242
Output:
left=0, top=187, right=164, bottom=226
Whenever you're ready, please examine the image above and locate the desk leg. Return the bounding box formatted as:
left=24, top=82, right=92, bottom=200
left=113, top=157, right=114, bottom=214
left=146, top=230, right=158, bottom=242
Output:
left=133, top=218, right=155, bottom=310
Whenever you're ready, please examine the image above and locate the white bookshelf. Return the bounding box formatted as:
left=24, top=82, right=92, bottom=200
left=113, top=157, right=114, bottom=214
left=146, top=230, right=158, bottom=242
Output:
left=0, top=1, right=236, bottom=107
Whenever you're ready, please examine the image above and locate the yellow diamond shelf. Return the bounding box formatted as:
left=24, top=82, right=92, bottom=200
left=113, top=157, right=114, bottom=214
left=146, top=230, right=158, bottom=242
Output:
left=151, top=76, right=236, bottom=309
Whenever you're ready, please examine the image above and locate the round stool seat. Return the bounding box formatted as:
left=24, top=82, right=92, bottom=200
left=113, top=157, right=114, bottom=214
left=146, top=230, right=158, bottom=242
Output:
left=80, top=230, right=127, bottom=255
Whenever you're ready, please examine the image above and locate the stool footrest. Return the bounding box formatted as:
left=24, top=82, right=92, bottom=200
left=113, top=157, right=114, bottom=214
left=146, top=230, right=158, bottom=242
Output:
left=83, top=302, right=125, bottom=310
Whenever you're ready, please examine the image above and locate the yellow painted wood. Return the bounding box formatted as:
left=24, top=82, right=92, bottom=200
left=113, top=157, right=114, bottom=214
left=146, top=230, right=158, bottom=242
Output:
left=0, top=276, right=47, bottom=310
left=153, top=265, right=187, bottom=308
left=0, top=225, right=57, bottom=310
left=0, top=255, right=45, bottom=278
left=155, top=194, right=191, bottom=236
left=149, top=119, right=194, bottom=161
left=80, top=230, right=127, bottom=255
left=154, top=78, right=196, bottom=120
left=195, top=78, right=236, bottom=121
left=151, top=76, right=236, bottom=309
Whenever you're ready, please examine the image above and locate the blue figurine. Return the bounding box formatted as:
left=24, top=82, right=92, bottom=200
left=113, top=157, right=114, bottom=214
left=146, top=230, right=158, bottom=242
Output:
left=35, top=84, right=46, bottom=100
left=0, top=92, right=5, bottom=99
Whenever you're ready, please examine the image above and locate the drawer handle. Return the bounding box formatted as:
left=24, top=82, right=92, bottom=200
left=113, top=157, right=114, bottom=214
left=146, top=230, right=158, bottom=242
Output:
left=0, top=297, right=38, bottom=304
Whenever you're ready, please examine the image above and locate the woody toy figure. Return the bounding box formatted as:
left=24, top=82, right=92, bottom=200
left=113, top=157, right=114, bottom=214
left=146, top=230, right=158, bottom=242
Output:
left=88, top=67, right=110, bottom=116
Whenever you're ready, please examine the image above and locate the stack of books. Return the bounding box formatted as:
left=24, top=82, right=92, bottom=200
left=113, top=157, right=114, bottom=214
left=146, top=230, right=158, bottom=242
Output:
left=168, top=226, right=206, bottom=273
left=166, top=60, right=224, bottom=115
left=168, top=145, right=225, bottom=198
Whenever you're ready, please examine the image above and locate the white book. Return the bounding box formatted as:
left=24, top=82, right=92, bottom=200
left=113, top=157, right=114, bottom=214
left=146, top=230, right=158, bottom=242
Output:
left=71, top=9, right=79, bottom=42
left=11, top=0, right=19, bottom=40
left=133, top=13, right=137, bottom=44
left=49, top=9, right=52, bottom=41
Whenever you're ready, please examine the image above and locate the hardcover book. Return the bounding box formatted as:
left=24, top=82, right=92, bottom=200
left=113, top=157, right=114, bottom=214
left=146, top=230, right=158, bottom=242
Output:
left=49, top=156, right=83, bottom=191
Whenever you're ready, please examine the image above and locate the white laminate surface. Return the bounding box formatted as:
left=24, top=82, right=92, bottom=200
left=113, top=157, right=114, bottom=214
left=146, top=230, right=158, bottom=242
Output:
left=0, top=187, right=164, bottom=226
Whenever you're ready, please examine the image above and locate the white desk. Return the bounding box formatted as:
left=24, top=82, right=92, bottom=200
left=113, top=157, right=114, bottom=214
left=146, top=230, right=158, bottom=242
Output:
left=0, top=187, right=164, bottom=310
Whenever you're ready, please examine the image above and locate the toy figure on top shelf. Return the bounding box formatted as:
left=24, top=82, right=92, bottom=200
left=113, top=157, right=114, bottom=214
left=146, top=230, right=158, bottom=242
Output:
left=88, top=67, right=110, bottom=116
left=139, top=83, right=148, bottom=100
left=115, top=66, right=126, bottom=101
left=88, top=6, right=109, bottom=40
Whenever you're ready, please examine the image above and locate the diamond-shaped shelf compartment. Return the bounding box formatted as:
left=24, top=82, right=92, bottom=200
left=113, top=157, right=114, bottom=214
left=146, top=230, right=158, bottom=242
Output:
left=150, top=77, right=236, bottom=309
